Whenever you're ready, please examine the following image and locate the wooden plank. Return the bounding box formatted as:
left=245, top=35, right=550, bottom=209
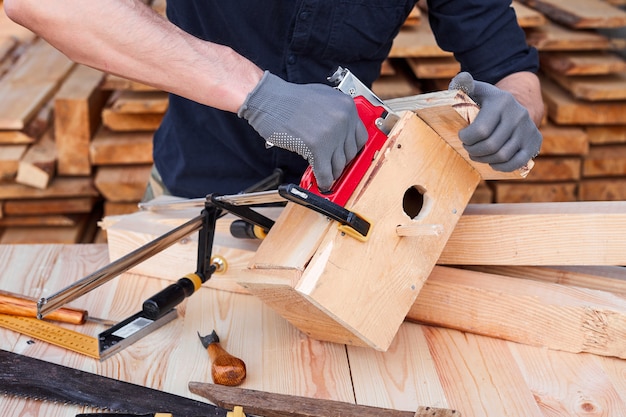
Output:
left=0, top=144, right=27, bottom=181
left=579, top=178, right=626, bottom=201
left=0, top=214, right=81, bottom=227
left=2, top=197, right=96, bottom=216
left=15, top=130, right=57, bottom=189
left=524, top=156, right=581, bottom=181
left=541, top=75, right=626, bottom=124
left=422, top=327, right=543, bottom=416
left=0, top=177, right=99, bottom=200
left=93, top=164, right=151, bottom=202
left=440, top=201, right=626, bottom=265
left=101, top=108, right=163, bottom=131
left=517, top=0, right=626, bottom=28
left=54, top=65, right=108, bottom=176
left=347, top=323, right=450, bottom=411
left=389, top=24, right=451, bottom=59
left=583, top=144, right=626, bottom=177
left=460, top=265, right=626, bottom=298
left=526, top=21, right=624, bottom=51
left=100, top=73, right=158, bottom=91
left=587, top=125, right=626, bottom=145
left=408, top=266, right=626, bottom=358
left=405, top=57, right=459, bottom=80
left=89, top=127, right=153, bottom=165
left=0, top=38, right=75, bottom=129
left=545, top=71, right=626, bottom=101
left=510, top=343, right=626, bottom=414
left=0, top=217, right=90, bottom=244
left=539, top=122, right=589, bottom=155
left=540, top=51, right=626, bottom=76
left=512, top=0, right=548, bottom=27
left=110, top=90, right=168, bottom=114
left=491, top=181, right=578, bottom=203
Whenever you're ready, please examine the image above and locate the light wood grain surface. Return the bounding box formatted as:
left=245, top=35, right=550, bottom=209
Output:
left=1, top=244, right=626, bottom=416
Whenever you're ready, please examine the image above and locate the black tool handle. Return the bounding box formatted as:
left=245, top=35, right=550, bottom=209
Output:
left=142, top=275, right=199, bottom=320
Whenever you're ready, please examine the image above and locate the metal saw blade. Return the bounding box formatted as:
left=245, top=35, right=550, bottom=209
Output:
left=0, top=349, right=227, bottom=417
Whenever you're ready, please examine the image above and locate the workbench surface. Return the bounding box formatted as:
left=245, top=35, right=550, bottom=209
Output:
left=1, top=243, right=625, bottom=416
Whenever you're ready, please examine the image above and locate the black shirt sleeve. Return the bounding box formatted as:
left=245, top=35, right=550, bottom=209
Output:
left=426, top=0, right=539, bottom=84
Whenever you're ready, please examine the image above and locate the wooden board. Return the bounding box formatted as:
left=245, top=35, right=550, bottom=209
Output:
left=93, top=165, right=151, bottom=203
left=541, top=75, right=626, bottom=125
left=54, top=65, right=108, bottom=176
left=491, top=181, right=578, bottom=203
left=15, top=130, right=57, bottom=189
left=579, top=178, right=626, bottom=201
left=0, top=38, right=75, bottom=130
left=526, top=21, right=625, bottom=51
left=539, top=122, right=589, bottom=155
left=539, top=51, right=626, bottom=76
left=2, top=244, right=626, bottom=417
left=517, top=0, right=626, bottom=28
left=545, top=71, right=626, bottom=101
left=440, top=201, right=626, bottom=265
left=89, top=127, right=154, bottom=165
left=583, top=144, right=626, bottom=177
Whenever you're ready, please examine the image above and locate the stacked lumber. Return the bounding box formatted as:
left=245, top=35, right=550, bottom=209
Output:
left=0, top=7, right=104, bottom=244
left=376, top=0, right=626, bottom=204
left=0, top=1, right=162, bottom=243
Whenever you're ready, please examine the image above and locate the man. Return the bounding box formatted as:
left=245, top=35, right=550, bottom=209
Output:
left=4, top=0, right=543, bottom=198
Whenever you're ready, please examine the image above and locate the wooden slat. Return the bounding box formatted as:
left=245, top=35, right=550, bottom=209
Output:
left=93, top=164, right=151, bottom=202
left=15, top=130, right=56, bottom=189
left=510, top=343, right=626, bottom=414
left=579, top=178, right=626, bottom=201
left=389, top=24, right=451, bottom=59
left=408, top=266, right=626, bottom=358
left=524, top=156, right=581, bottom=181
left=405, top=57, right=460, bottom=80
left=89, top=127, right=153, bottom=165
left=0, top=177, right=98, bottom=200
left=440, top=201, right=626, bottom=265
left=2, top=197, right=96, bottom=216
left=526, top=21, right=625, bottom=51
left=517, top=0, right=626, bottom=28
left=540, top=51, right=626, bottom=76
left=541, top=75, right=626, bottom=124
left=110, top=90, right=168, bottom=114
left=587, top=126, right=626, bottom=145
left=539, top=122, right=589, bottom=155
left=545, top=71, right=626, bottom=101
left=0, top=38, right=75, bottom=130
left=101, top=108, right=163, bottom=131
left=0, top=144, right=27, bottom=181
left=54, top=65, right=108, bottom=176
left=491, top=181, right=579, bottom=203
left=583, top=144, right=626, bottom=177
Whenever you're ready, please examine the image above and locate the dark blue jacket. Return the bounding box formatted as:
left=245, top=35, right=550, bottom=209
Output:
left=154, top=0, right=538, bottom=197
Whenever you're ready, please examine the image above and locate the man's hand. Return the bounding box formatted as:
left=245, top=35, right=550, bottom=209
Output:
left=449, top=72, right=542, bottom=172
left=238, top=71, right=368, bottom=190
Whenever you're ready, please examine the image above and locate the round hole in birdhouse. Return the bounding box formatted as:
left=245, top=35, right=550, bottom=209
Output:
left=402, top=185, right=427, bottom=219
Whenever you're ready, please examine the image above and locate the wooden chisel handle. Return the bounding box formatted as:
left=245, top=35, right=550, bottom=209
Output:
left=0, top=293, right=87, bottom=324
left=198, top=331, right=246, bottom=386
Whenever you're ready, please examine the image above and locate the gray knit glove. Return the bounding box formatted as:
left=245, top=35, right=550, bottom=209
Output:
left=449, top=72, right=542, bottom=171
left=238, top=71, right=368, bottom=190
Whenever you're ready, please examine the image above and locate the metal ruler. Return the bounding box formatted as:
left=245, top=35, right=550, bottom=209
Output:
left=0, top=313, right=100, bottom=359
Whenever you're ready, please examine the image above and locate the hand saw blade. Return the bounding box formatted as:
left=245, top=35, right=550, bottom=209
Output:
left=0, top=349, right=228, bottom=417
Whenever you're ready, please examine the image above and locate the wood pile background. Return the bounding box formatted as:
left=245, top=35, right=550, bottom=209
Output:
left=0, top=0, right=624, bottom=244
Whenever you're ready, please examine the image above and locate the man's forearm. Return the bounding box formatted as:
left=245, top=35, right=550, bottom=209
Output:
left=3, top=0, right=263, bottom=112
left=495, top=71, right=545, bottom=127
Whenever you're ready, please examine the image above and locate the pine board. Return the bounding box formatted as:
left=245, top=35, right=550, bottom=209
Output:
left=0, top=38, right=75, bottom=130
left=518, top=0, right=626, bottom=28
left=2, top=244, right=626, bottom=416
